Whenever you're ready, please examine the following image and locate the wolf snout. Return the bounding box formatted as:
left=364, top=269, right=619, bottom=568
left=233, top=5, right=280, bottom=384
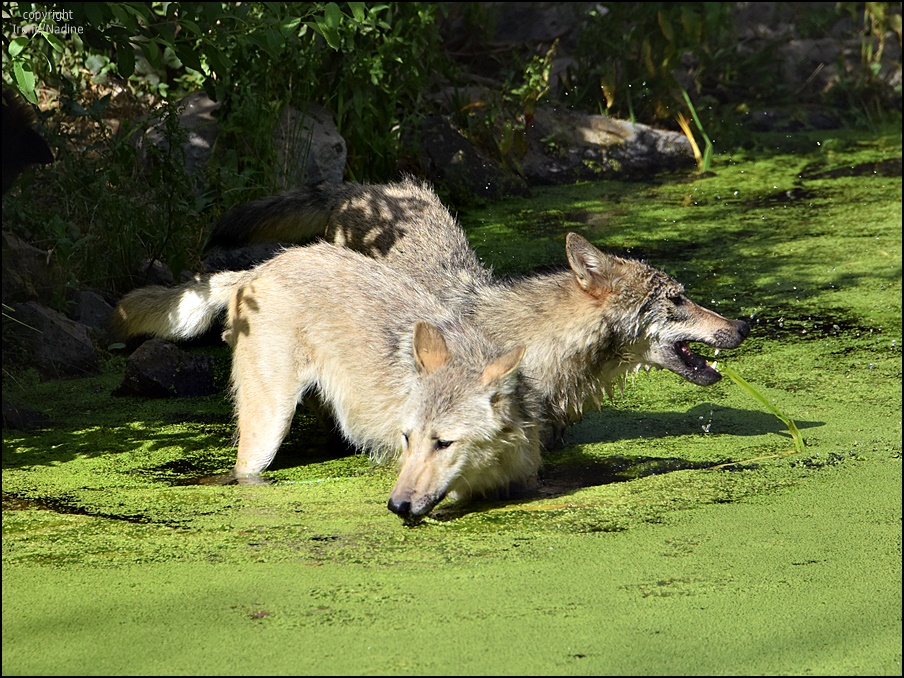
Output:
left=387, top=490, right=444, bottom=524
left=387, top=496, right=412, bottom=518
left=387, top=496, right=430, bottom=526
left=714, top=319, right=750, bottom=348
left=728, top=319, right=751, bottom=346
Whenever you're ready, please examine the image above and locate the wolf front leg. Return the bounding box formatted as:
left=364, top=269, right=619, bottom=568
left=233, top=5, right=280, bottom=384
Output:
left=229, top=340, right=313, bottom=479
left=232, top=400, right=297, bottom=477
left=231, top=376, right=301, bottom=477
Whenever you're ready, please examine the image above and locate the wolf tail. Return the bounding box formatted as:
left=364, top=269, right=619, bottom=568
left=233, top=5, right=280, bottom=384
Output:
left=204, top=183, right=340, bottom=251
left=112, top=270, right=251, bottom=340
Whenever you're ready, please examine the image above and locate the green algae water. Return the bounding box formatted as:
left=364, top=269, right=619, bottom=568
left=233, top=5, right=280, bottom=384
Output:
left=3, top=127, right=901, bottom=675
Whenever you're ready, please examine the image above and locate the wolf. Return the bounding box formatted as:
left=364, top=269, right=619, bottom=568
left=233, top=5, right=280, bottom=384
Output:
left=205, top=178, right=750, bottom=447
left=113, top=242, right=540, bottom=521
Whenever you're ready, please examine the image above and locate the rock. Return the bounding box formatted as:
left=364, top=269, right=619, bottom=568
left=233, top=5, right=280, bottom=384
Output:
left=276, top=103, right=347, bottom=187
left=69, top=289, right=116, bottom=340
left=137, top=91, right=220, bottom=189
left=113, top=338, right=217, bottom=398
left=2, top=398, right=51, bottom=430
left=418, top=115, right=530, bottom=203
left=521, top=107, right=695, bottom=184
left=9, top=302, right=100, bottom=378
left=1, top=230, right=60, bottom=306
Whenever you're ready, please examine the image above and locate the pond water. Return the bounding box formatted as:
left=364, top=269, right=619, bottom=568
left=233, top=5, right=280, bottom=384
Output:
left=3, top=126, right=901, bottom=675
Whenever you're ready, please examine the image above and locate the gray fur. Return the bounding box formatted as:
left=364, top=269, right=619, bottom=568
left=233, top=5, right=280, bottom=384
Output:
left=207, top=178, right=750, bottom=448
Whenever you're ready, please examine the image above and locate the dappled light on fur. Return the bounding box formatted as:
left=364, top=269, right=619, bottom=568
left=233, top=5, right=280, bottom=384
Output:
left=201, top=178, right=749, bottom=453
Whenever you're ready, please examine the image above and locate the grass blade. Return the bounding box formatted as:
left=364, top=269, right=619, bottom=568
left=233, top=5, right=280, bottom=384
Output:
left=720, top=365, right=806, bottom=456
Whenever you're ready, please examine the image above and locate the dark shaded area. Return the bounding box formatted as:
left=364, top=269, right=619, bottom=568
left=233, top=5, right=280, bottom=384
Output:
left=799, top=156, right=902, bottom=180
left=744, top=311, right=888, bottom=343
left=112, top=339, right=217, bottom=398
left=535, top=183, right=901, bottom=325
left=565, top=403, right=823, bottom=446
left=537, top=454, right=722, bottom=496
left=1, top=89, right=54, bottom=194
left=2, top=399, right=51, bottom=431
left=428, top=452, right=738, bottom=523
left=1, top=491, right=184, bottom=526
left=744, top=187, right=822, bottom=207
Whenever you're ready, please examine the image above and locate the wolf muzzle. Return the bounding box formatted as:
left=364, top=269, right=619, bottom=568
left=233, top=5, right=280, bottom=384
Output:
left=387, top=491, right=446, bottom=524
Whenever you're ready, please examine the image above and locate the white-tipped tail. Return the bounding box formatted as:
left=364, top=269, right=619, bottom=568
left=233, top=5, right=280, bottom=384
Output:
left=114, top=270, right=250, bottom=340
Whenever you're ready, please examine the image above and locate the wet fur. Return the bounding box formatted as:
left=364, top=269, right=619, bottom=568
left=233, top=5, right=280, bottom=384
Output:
left=207, top=178, right=750, bottom=448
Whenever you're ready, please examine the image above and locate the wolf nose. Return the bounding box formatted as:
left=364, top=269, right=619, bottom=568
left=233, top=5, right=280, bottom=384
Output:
left=737, top=320, right=751, bottom=339
left=387, top=497, right=411, bottom=518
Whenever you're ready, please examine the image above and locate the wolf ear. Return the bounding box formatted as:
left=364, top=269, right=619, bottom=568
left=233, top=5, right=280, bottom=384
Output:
left=481, top=345, right=525, bottom=386
left=413, top=321, right=452, bottom=375
left=565, top=232, right=618, bottom=292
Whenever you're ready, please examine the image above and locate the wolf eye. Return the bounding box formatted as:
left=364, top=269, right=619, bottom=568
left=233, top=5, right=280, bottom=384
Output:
left=434, top=439, right=454, bottom=451
left=402, top=432, right=410, bottom=447
left=668, top=294, right=686, bottom=306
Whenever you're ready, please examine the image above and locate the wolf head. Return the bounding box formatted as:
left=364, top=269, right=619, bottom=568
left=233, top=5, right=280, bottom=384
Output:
left=387, top=321, right=538, bottom=523
left=565, top=232, right=750, bottom=387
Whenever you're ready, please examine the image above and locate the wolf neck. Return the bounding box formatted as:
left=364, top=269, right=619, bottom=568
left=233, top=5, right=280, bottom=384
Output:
left=471, top=271, right=639, bottom=435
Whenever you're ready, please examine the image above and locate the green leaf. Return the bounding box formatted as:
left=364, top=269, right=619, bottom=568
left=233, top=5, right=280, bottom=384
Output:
left=61, top=97, right=90, bottom=116
left=141, top=38, right=163, bottom=69
left=266, top=26, right=285, bottom=54
left=280, top=17, right=302, bottom=35
left=82, top=3, right=107, bottom=27
left=8, top=36, right=29, bottom=59
left=320, top=26, right=341, bottom=49
left=40, top=31, right=66, bottom=53
left=323, top=3, right=343, bottom=29
left=85, top=53, right=111, bottom=75
left=720, top=365, right=806, bottom=456
left=348, top=2, right=366, bottom=23
left=175, top=45, right=203, bottom=73
left=315, top=5, right=343, bottom=50
left=656, top=11, right=674, bottom=43
left=155, top=21, right=176, bottom=44
left=13, top=63, right=37, bottom=104
left=109, top=4, right=140, bottom=33
left=247, top=32, right=272, bottom=56
left=680, top=6, right=702, bottom=44
left=86, top=93, right=112, bottom=118
left=178, top=19, right=202, bottom=35
left=131, top=3, right=154, bottom=23
left=205, top=47, right=233, bottom=79
left=116, top=40, right=136, bottom=78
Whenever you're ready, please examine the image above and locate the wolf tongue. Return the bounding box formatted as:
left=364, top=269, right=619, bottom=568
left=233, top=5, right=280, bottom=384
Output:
left=676, top=341, right=709, bottom=369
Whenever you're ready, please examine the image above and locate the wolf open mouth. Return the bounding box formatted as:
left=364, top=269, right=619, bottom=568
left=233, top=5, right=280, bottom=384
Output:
left=674, top=340, right=722, bottom=385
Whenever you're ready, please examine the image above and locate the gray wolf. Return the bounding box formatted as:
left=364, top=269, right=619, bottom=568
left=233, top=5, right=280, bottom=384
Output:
left=113, top=242, right=540, bottom=521
left=206, top=178, right=750, bottom=447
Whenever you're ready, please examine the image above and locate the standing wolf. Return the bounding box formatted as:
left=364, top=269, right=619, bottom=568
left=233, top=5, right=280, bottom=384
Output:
left=114, top=243, right=540, bottom=521
left=206, top=178, right=750, bottom=447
